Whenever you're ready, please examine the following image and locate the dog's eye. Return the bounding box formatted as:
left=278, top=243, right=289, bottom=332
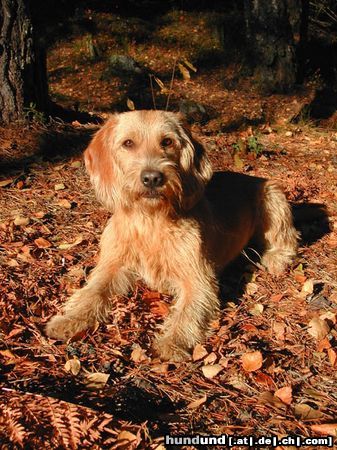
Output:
left=122, top=139, right=134, bottom=149
left=161, top=138, right=173, bottom=148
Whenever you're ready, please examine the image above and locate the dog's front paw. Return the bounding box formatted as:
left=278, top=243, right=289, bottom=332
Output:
left=153, top=335, right=191, bottom=362
left=45, top=315, right=91, bottom=341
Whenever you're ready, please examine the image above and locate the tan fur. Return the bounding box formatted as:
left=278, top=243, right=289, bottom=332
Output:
left=46, top=110, right=298, bottom=361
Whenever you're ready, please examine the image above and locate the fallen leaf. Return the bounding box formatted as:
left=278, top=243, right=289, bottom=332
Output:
left=34, top=211, right=46, bottom=218
left=310, top=423, right=337, bottom=436
left=64, top=357, right=81, bottom=376
left=201, top=364, right=223, bottom=379
left=150, top=301, right=170, bottom=317
left=307, top=317, right=330, bottom=340
left=116, top=430, right=138, bottom=448
left=84, top=372, right=109, bottom=390
left=270, top=293, right=284, bottom=302
left=320, top=311, right=336, bottom=324
left=14, top=216, right=30, bottom=226
left=70, top=160, right=82, bottom=168
left=234, top=153, right=244, bottom=169
left=142, top=291, right=161, bottom=303
left=178, top=63, right=190, bottom=81
left=187, top=394, right=207, bottom=409
left=241, top=351, right=263, bottom=372
left=294, top=273, right=306, bottom=283
left=56, top=199, right=72, bottom=209
left=301, top=279, right=314, bottom=296
left=58, top=235, right=83, bottom=250
left=258, top=392, right=287, bottom=410
left=130, top=345, right=148, bottom=363
left=317, top=337, right=331, bottom=352
left=54, top=183, right=65, bottom=191
left=203, top=352, right=217, bottom=365
left=246, top=282, right=258, bottom=295
left=34, top=237, right=52, bottom=248
left=0, top=178, right=13, bottom=187
left=275, top=386, right=292, bottom=405
left=127, top=98, right=135, bottom=110
left=327, top=348, right=337, bottom=367
left=294, top=403, right=323, bottom=420
left=192, top=344, right=208, bottom=362
left=150, top=363, right=169, bottom=374
left=273, top=321, right=286, bottom=341
left=249, top=303, right=264, bottom=316
left=0, top=349, right=17, bottom=363
left=254, top=372, right=276, bottom=389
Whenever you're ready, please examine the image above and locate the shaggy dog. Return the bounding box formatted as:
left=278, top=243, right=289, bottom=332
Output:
left=46, top=110, right=298, bottom=361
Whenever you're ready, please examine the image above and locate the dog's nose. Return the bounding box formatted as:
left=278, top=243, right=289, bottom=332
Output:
left=141, top=170, right=164, bottom=188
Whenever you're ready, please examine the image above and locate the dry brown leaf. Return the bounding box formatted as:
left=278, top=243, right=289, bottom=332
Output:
left=64, top=357, right=81, bottom=376
left=116, top=430, right=138, bottom=448
left=327, top=348, right=337, bottom=367
left=270, top=293, right=284, bottom=302
left=203, top=352, right=217, bottom=365
left=130, top=345, right=148, bottom=363
left=0, top=178, right=13, bottom=187
left=301, top=278, right=314, bottom=296
left=307, top=317, right=330, bottom=340
left=150, top=301, right=170, bottom=317
left=241, top=350, right=263, bottom=372
left=127, top=98, right=135, bottom=110
left=150, top=363, right=169, bottom=374
left=187, top=394, right=207, bottom=409
left=34, top=237, right=52, bottom=248
left=234, top=153, right=244, bottom=169
left=249, top=303, right=264, bottom=316
left=273, top=321, right=286, bottom=341
left=274, top=386, right=292, bottom=405
left=142, top=291, right=161, bottom=303
left=56, top=199, right=72, bottom=209
left=70, top=160, right=82, bottom=168
left=14, top=216, right=30, bottom=226
left=317, top=337, right=331, bottom=352
left=201, top=364, right=223, bottom=379
left=258, top=391, right=287, bottom=410
left=58, top=235, right=83, bottom=250
left=310, top=423, right=337, bottom=436
left=294, top=403, right=323, bottom=420
left=54, top=183, right=66, bottom=191
left=192, top=344, right=208, bottom=362
left=84, top=372, right=109, bottom=390
left=246, top=282, right=258, bottom=295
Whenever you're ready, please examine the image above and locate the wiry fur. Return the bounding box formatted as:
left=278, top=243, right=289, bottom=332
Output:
left=46, top=110, right=298, bottom=361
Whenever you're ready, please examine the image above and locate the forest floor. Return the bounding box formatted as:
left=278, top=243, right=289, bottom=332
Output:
left=1, top=8, right=337, bottom=450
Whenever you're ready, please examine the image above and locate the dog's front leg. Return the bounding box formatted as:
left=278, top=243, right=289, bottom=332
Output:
left=154, top=270, right=219, bottom=361
left=45, top=261, right=133, bottom=341
left=46, top=218, right=134, bottom=341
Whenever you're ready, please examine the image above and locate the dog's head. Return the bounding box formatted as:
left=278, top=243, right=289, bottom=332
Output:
left=84, top=110, right=212, bottom=213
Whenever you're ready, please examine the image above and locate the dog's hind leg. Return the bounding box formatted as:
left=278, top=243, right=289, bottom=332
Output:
left=259, top=181, right=299, bottom=275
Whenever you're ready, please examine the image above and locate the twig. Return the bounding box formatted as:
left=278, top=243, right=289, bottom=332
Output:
left=149, top=75, right=157, bottom=110
left=165, top=59, right=177, bottom=111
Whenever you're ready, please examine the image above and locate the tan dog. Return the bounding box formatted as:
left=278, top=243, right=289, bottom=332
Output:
left=46, top=110, right=298, bottom=361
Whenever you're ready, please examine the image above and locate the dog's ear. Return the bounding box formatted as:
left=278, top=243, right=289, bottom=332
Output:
left=84, top=116, right=118, bottom=211
left=178, top=119, right=213, bottom=210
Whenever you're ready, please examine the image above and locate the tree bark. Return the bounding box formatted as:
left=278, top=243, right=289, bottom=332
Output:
left=244, top=0, right=301, bottom=92
left=0, top=0, right=48, bottom=124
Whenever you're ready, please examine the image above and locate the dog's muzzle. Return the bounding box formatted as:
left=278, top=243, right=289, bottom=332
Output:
left=141, top=170, right=164, bottom=189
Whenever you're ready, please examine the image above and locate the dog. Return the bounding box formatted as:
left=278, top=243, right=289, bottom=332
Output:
left=46, top=110, right=298, bottom=361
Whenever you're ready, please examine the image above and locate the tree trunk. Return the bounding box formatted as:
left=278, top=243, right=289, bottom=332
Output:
left=0, top=0, right=48, bottom=124
left=244, top=0, right=301, bottom=93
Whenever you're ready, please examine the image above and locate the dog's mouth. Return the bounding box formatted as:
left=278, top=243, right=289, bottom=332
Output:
left=142, top=189, right=163, bottom=199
